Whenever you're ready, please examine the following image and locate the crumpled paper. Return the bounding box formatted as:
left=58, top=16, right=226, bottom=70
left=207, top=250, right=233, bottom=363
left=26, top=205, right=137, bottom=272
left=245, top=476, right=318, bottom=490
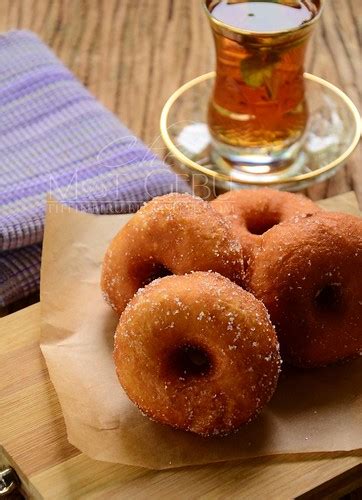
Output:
left=40, top=193, right=362, bottom=469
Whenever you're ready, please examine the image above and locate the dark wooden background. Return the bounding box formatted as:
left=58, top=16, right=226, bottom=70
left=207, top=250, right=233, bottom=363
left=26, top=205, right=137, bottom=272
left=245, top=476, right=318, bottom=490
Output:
left=0, top=0, right=360, bottom=201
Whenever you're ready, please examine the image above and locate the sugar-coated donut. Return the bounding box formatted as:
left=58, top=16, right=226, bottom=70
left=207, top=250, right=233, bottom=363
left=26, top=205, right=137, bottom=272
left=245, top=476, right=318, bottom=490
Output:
left=211, top=189, right=320, bottom=263
left=114, top=272, right=281, bottom=437
left=248, top=212, right=362, bottom=367
left=101, top=193, right=244, bottom=315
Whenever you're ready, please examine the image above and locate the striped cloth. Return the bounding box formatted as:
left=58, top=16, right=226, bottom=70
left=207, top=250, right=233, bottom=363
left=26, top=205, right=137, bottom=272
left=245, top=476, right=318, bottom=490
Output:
left=0, top=30, right=190, bottom=307
left=0, top=244, right=41, bottom=307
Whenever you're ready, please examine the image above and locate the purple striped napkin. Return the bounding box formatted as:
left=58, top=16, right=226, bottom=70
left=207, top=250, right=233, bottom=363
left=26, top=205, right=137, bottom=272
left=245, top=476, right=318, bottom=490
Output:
left=0, top=244, right=41, bottom=307
left=0, top=30, right=190, bottom=307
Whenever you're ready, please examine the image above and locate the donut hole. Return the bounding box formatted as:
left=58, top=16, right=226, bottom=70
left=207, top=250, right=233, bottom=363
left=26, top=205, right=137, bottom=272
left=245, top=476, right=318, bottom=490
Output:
left=246, top=214, right=280, bottom=235
left=169, top=345, right=212, bottom=379
left=314, top=283, right=343, bottom=312
left=141, top=263, right=172, bottom=287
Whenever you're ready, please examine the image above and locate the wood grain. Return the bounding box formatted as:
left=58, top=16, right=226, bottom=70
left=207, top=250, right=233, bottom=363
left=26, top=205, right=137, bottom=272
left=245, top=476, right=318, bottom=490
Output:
left=0, top=0, right=360, bottom=203
left=0, top=193, right=361, bottom=499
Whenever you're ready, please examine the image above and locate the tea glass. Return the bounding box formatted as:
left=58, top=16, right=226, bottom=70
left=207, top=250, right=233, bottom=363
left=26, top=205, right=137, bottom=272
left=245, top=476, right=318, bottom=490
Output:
left=203, top=0, right=324, bottom=178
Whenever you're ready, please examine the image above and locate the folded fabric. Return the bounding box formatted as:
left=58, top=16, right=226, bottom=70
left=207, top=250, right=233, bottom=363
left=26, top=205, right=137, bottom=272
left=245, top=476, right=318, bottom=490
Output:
left=0, top=30, right=190, bottom=307
left=0, top=244, right=41, bottom=307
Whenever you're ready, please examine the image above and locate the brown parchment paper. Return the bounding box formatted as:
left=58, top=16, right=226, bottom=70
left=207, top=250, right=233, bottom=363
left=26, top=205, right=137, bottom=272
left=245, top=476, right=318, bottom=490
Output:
left=40, top=193, right=362, bottom=469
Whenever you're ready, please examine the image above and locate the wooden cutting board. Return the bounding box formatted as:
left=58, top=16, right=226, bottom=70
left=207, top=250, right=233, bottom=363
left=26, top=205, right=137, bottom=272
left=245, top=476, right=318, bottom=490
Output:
left=1, top=192, right=361, bottom=500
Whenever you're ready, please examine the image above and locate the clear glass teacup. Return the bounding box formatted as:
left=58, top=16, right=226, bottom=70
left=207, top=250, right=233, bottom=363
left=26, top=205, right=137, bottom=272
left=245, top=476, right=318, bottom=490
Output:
left=204, top=0, right=324, bottom=177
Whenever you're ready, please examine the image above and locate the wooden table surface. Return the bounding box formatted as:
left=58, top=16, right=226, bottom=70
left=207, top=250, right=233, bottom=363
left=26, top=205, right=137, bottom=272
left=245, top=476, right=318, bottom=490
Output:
left=0, top=0, right=360, bottom=203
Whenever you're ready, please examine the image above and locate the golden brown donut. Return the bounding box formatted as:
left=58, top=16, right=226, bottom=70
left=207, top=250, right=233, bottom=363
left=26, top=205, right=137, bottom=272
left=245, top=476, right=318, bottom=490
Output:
left=114, top=272, right=281, bottom=436
left=211, top=188, right=320, bottom=263
left=248, top=212, right=362, bottom=367
left=101, top=193, right=244, bottom=315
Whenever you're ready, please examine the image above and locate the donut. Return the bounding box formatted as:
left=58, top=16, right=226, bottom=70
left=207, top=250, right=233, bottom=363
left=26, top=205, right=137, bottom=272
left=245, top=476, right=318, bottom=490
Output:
left=211, top=189, right=320, bottom=263
left=248, top=212, right=362, bottom=367
left=101, top=193, right=244, bottom=315
left=114, top=272, right=281, bottom=436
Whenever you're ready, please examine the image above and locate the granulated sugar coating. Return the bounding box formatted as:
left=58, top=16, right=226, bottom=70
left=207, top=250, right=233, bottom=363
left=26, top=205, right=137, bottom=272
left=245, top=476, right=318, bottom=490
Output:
left=211, top=189, right=320, bottom=267
left=114, top=272, right=281, bottom=437
left=248, top=211, right=362, bottom=367
left=101, top=193, right=245, bottom=315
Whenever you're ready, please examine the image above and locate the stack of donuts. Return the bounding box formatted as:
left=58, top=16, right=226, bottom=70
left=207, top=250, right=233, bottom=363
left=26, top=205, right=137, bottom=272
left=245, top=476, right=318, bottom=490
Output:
left=101, top=190, right=362, bottom=437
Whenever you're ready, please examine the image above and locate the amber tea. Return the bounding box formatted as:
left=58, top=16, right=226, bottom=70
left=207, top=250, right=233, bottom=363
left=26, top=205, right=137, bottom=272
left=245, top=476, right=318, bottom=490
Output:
left=204, top=0, right=322, bottom=173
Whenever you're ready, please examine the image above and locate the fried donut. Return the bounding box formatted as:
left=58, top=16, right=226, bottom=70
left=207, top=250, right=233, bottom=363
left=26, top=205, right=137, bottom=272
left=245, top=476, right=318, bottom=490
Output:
left=101, top=193, right=244, bottom=314
left=211, top=189, right=320, bottom=263
left=248, top=212, right=362, bottom=367
left=114, top=272, right=281, bottom=436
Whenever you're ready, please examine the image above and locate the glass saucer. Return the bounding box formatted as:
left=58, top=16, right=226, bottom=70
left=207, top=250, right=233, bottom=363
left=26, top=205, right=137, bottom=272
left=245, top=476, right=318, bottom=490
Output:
left=160, top=72, right=360, bottom=191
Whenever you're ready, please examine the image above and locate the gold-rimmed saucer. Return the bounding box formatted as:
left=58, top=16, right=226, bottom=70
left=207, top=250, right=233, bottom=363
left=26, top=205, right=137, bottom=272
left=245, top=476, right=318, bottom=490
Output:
left=160, top=72, right=360, bottom=191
